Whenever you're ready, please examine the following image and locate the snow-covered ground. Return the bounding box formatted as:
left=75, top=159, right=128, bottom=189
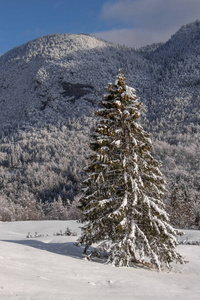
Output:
left=0, top=220, right=200, bottom=300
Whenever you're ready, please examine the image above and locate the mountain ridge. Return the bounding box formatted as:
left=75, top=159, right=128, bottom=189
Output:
left=0, top=33, right=150, bottom=131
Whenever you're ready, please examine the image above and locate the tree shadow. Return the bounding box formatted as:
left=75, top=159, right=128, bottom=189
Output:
left=2, top=239, right=90, bottom=260
left=2, top=239, right=163, bottom=270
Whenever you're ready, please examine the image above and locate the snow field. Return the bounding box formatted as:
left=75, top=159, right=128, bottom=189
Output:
left=0, top=220, right=200, bottom=300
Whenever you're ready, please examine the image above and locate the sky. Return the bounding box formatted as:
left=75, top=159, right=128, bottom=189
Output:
left=0, top=0, right=200, bottom=54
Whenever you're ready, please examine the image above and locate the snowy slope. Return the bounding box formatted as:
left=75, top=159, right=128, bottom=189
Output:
left=0, top=220, right=200, bottom=300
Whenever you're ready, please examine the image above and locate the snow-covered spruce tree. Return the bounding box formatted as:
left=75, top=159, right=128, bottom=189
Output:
left=78, top=70, right=184, bottom=270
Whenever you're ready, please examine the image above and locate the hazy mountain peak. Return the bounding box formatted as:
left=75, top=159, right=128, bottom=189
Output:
left=175, top=19, right=200, bottom=39
left=150, top=20, right=200, bottom=60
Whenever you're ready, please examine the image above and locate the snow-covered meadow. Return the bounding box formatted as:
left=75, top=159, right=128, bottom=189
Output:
left=0, top=220, right=200, bottom=300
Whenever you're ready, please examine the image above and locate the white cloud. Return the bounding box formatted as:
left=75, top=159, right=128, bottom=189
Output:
left=101, top=0, right=200, bottom=28
left=93, top=27, right=173, bottom=48
left=101, top=0, right=160, bottom=25
left=94, top=0, right=200, bottom=47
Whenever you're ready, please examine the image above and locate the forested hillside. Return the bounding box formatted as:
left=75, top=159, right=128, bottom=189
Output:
left=0, top=21, right=199, bottom=226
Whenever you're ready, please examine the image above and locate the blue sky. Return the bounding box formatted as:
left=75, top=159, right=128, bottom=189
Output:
left=0, top=0, right=200, bottom=54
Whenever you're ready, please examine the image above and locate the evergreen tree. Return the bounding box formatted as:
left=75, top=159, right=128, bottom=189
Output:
left=168, top=185, right=183, bottom=229
left=78, top=70, right=184, bottom=270
left=168, top=185, right=195, bottom=229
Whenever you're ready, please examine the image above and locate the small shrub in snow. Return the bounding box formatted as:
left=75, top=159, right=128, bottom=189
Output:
left=54, top=227, right=77, bottom=236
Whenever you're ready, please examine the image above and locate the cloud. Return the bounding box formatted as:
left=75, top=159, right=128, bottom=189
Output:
left=101, top=0, right=200, bottom=29
left=94, top=27, right=173, bottom=48
left=94, top=0, right=200, bottom=47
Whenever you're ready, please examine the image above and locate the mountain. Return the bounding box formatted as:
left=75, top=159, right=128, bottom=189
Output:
left=0, top=23, right=199, bottom=133
left=0, top=21, right=199, bottom=223
left=140, top=20, right=200, bottom=132
left=0, top=34, right=150, bottom=130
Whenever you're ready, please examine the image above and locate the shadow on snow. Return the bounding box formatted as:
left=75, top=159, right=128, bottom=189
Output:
left=2, top=239, right=91, bottom=260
